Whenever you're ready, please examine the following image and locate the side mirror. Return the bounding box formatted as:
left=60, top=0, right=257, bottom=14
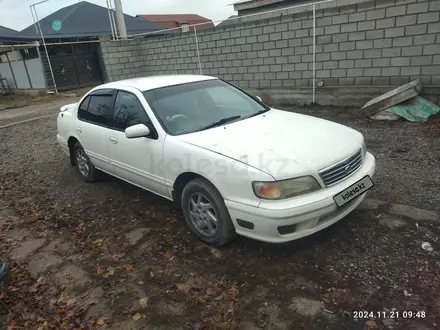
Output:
left=256, top=96, right=262, bottom=102
left=125, top=124, right=150, bottom=139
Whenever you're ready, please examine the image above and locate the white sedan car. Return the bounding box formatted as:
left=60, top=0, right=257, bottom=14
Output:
left=57, top=75, right=376, bottom=246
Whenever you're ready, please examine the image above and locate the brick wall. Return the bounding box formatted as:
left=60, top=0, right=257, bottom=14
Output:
left=100, top=0, right=440, bottom=106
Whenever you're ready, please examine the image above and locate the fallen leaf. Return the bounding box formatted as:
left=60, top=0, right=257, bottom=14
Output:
left=162, top=251, right=172, bottom=259
left=366, top=320, right=377, bottom=327
left=124, top=264, right=134, bottom=271
left=131, top=313, right=145, bottom=321
left=96, top=319, right=105, bottom=325
left=150, top=272, right=154, bottom=278
left=166, top=217, right=177, bottom=223
left=206, top=287, right=216, bottom=296
left=66, top=298, right=76, bottom=307
left=93, top=239, right=104, bottom=246
left=195, top=296, right=205, bottom=305
left=175, top=283, right=187, bottom=292
left=139, top=297, right=148, bottom=308
left=209, top=247, right=222, bottom=258
left=97, top=264, right=104, bottom=275
left=103, top=266, right=116, bottom=278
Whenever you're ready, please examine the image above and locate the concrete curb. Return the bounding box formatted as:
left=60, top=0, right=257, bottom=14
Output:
left=0, top=114, right=57, bottom=130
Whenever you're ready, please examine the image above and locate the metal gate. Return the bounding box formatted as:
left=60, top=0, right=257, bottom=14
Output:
left=48, top=43, right=103, bottom=91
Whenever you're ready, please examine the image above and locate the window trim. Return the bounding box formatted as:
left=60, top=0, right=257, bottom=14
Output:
left=143, top=79, right=270, bottom=136
left=77, top=89, right=116, bottom=128
left=77, top=95, right=91, bottom=121
left=108, top=89, right=159, bottom=140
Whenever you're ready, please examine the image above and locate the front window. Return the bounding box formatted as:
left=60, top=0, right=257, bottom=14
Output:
left=143, top=80, right=269, bottom=135
left=112, top=91, right=152, bottom=131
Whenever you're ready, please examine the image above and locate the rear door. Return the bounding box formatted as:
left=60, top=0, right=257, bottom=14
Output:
left=76, top=89, right=115, bottom=172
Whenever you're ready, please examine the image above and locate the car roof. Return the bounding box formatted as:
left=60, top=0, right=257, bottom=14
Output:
left=94, top=75, right=218, bottom=92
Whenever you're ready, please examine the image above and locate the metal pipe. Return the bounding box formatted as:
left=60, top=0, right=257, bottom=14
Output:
left=111, top=12, right=119, bottom=39
left=5, top=52, right=18, bottom=89
left=30, top=6, right=39, bottom=35
left=106, top=0, right=116, bottom=41
left=312, top=4, right=316, bottom=104
left=0, top=40, right=100, bottom=48
left=110, top=1, right=119, bottom=40
left=22, top=56, right=34, bottom=89
left=194, top=26, right=203, bottom=75
left=114, top=0, right=127, bottom=39
left=32, top=4, right=58, bottom=94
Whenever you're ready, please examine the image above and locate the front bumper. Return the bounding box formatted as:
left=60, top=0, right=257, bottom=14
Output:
left=225, top=152, right=376, bottom=243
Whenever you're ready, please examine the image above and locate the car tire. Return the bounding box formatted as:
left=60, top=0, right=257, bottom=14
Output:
left=73, top=142, right=98, bottom=183
left=181, top=177, right=236, bottom=246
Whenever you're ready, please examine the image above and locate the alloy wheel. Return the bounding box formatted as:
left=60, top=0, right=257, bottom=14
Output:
left=188, top=192, right=218, bottom=237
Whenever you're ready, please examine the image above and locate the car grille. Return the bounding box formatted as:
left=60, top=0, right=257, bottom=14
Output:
left=319, top=149, right=363, bottom=186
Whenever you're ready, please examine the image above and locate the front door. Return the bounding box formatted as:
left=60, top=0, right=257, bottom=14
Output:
left=107, top=89, right=168, bottom=198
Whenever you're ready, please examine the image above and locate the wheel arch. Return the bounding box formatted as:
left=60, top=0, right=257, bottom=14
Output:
left=67, top=136, right=80, bottom=166
left=172, top=172, right=220, bottom=208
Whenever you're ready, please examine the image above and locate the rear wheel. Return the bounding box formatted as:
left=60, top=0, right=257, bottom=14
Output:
left=73, top=142, right=98, bottom=182
left=181, top=178, right=236, bottom=246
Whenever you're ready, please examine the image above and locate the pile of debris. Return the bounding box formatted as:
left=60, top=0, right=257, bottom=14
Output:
left=361, top=80, right=440, bottom=122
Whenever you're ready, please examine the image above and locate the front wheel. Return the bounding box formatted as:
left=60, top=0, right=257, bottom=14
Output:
left=181, top=178, right=236, bottom=246
left=73, top=142, right=98, bottom=182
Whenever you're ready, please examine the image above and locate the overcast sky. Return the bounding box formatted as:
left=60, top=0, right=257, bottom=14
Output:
left=0, top=0, right=236, bottom=31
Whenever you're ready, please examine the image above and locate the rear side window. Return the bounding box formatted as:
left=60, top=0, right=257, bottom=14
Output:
left=87, top=95, right=114, bottom=126
left=78, top=96, right=90, bottom=120
left=113, top=91, right=152, bottom=131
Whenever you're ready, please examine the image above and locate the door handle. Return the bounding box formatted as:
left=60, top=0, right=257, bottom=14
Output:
left=109, top=137, right=118, bottom=144
left=76, top=127, right=82, bottom=133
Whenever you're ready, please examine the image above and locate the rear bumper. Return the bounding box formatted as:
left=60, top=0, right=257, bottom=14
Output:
left=225, top=152, right=376, bottom=243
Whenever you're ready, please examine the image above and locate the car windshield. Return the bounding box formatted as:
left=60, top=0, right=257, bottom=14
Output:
left=143, top=79, right=269, bottom=135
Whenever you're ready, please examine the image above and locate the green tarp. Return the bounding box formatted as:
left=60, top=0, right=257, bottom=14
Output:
left=388, top=96, right=440, bottom=123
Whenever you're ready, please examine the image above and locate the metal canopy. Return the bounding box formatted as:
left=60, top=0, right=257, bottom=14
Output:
left=0, top=43, right=40, bottom=55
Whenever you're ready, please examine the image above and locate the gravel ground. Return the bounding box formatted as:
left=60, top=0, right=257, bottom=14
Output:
left=0, top=107, right=439, bottom=329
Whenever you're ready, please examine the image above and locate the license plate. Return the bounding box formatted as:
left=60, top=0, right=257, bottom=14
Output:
left=333, top=176, right=375, bottom=207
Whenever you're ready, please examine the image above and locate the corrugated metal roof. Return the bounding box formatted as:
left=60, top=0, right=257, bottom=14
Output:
left=216, top=15, right=241, bottom=28
left=0, top=25, right=18, bottom=38
left=137, top=14, right=214, bottom=30
left=16, top=1, right=166, bottom=39
left=234, top=0, right=254, bottom=4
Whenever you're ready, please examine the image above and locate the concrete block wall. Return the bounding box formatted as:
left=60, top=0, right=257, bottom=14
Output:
left=100, top=0, right=440, bottom=106
left=100, top=39, right=148, bottom=81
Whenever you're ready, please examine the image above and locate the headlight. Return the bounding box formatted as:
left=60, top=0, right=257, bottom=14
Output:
left=362, top=140, right=367, bottom=158
left=253, top=176, right=321, bottom=200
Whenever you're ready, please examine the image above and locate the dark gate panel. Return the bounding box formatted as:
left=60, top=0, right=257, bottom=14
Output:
left=75, top=54, right=102, bottom=87
left=48, top=43, right=103, bottom=91
left=51, top=55, right=80, bottom=90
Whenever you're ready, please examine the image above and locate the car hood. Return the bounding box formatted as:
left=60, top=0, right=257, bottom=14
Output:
left=177, top=109, right=363, bottom=180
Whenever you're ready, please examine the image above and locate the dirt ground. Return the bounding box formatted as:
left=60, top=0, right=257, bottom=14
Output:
left=0, top=87, right=91, bottom=111
left=0, top=105, right=439, bottom=330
